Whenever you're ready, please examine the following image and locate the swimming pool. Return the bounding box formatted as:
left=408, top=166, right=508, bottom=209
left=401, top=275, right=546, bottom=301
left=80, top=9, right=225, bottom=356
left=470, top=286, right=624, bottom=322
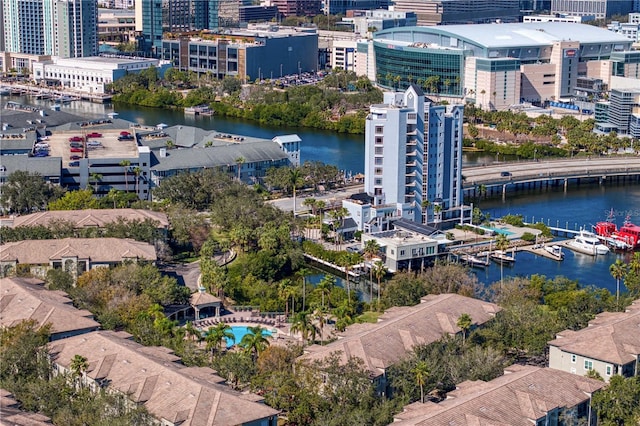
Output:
left=224, top=325, right=274, bottom=348
left=480, top=226, right=515, bottom=236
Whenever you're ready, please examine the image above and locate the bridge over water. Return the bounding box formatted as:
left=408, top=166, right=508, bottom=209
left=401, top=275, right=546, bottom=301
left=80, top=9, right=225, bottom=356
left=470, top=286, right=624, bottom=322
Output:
left=462, top=157, right=640, bottom=198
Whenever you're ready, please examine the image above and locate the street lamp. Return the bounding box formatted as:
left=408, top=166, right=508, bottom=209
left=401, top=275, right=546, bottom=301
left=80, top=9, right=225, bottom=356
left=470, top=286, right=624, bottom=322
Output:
left=280, top=63, right=283, bottom=78
left=258, top=67, right=261, bottom=82
left=297, top=61, right=301, bottom=77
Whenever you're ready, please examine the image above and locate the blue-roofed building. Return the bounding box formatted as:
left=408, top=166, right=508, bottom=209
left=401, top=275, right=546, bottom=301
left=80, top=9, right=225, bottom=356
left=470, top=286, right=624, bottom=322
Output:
left=369, top=23, right=634, bottom=110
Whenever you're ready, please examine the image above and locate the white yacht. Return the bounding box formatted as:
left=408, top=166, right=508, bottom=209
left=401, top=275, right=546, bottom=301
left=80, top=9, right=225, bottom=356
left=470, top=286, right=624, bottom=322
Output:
left=490, top=250, right=516, bottom=265
left=544, top=244, right=564, bottom=260
left=568, top=230, right=610, bottom=256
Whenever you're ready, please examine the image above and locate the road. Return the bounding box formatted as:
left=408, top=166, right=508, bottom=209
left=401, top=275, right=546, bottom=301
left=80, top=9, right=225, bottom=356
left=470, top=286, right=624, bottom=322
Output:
left=462, top=157, right=640, bottom=187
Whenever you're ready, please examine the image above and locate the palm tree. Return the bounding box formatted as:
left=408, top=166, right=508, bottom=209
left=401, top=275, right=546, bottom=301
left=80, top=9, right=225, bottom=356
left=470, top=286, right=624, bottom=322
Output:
left=184, top=321, right=202, bottom=342
left=70, top=354, right=88, bottom=388
left=495, top=233, right=510, bottom=287
left=610, top=259, right=627, bottom=310
left=239, top=325, right=270, bottom=361
left=339, top=252, right=362, bottom=302
left=288, top=168, right=304, bottom=216
left=329, top=207, right=349, bottom=250
left=132, top=166, right=142, bottom=195
left=290, top=311, right=316, bottom=345
left=316, top=275, right=335, bottom=309
left=314, top=307, right=328, bottom=345
left=119, top=160, right=131, bottom=191
left=373, top=260, right=386, bottom=311
left=315, top=200, right=326, bottom=236
left=205, top=322, right=234, bottom=358
left=296, top=267, right=312, bottom=311
left=235, top=156, right=245, bottom=181
left=363, top=239, right=381, bottom=303
left=90, top=172, right=102, bottom=193
left=433, top=204, right=443, bottom=229
left=278, top=279, right=296, bottom=318
left=456, top=313, right=472, bottom=345
left=412, top=360, right=430, bottom=403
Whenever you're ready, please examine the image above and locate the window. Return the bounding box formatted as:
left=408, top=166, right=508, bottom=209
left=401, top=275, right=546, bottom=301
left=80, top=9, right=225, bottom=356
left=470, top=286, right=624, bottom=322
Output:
left=374, top=168, right=383, bottom=175
left=571, top=354, right=576, bottom=363
left=375, top=126, right=383, bottom=134
left=375, top=136, right=383, bottom=144
left=400, top=250, right=405, bottom=256
left=606, top=365, right=612, bottom=376
left=375, top=147, right=384, bottom=155
left=584, top=360, right=593, bottom=370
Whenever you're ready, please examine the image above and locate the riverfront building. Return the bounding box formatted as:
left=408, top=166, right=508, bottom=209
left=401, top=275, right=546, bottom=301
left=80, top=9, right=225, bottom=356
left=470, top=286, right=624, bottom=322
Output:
left=551, top=0, right=634, bottom=19
left=161, top=28, right=318, bottom=80
left=370, top=23, right=634, bottom=110
left=1, top=0, right=98, bottom=58
left=362, top=85, right=464, bottom=227
left=31, top=56, right=172, bottom=95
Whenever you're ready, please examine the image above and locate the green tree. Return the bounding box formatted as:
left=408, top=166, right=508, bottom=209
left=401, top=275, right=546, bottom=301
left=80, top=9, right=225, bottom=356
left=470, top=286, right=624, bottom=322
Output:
left=235, top=156, right=245, bottom=181
left=456, top=313, right=472, bottom=345
left=205, top=322, right=235, bottom=358
left=592, top=376, right=640, bottom=426
left=69, top=354, right=89, bottom=388
left=119, top=160, right=131, bottom=191
left=609, top=259, right=626, bottom=310
left=48, top=189, right=99, bottom=210
left=290, top=311, right=316, bottom=345
left=315, top=275, right=335, bottom=309
left=412, top=360, right=430, bottom=403
left=239, top=325, right=270, bottom=361
left=373, top=260, right=387, bottom=311
left=0, top=171, right=63, bottom=214
left=363, top=239, right=381, bottom=303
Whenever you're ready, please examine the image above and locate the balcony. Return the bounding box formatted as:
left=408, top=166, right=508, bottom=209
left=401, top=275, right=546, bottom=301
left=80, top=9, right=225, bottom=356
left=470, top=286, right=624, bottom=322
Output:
left=406, top=160, right=417, bottom=167
left=406, top=149, right=418, bottom=157
left=405, top=170, right=417, bottom=177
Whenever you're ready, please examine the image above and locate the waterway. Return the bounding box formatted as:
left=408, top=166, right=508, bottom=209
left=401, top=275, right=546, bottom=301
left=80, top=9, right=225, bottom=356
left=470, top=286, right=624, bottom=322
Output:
left=6, top=95, right=640, bottom=295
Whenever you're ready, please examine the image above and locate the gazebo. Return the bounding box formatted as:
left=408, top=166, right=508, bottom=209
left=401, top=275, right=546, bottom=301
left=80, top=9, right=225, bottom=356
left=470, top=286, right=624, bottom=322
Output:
left=190, top=286, right=222, bottom=320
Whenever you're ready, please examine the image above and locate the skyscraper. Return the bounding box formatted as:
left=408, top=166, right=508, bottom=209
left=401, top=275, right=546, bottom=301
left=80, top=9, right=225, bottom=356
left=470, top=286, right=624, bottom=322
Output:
left=135, top=0, right=219, bottom=55
left=2, top=0, right=97, bottom=57
left=364, top=85, right=464, bottom=225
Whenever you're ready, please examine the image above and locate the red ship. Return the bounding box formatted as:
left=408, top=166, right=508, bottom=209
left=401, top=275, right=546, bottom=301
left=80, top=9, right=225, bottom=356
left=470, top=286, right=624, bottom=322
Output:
left=594, top=210, right=640, bottom=250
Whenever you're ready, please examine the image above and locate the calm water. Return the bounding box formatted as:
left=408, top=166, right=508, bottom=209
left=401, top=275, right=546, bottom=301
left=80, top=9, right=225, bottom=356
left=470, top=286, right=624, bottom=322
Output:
left=8, top=95, right=640, bottom=294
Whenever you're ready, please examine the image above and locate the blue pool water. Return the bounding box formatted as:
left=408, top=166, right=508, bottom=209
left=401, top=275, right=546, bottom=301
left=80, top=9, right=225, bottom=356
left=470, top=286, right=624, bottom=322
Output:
left=224, top=326, right=273, bottom=348
left=480, top=226, right=515, bottom=236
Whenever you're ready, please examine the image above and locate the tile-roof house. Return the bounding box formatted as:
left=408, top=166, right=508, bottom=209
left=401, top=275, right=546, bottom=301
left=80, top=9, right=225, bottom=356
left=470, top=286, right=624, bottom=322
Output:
left=0, top=277, right=100, bottom=340
left=7, top=208, right=169, bottom=232
left=0, top=237, right=157, bottom=279
left=1, top=388, right=53, bottom=425
left=48, top=331, right=279, bottom=426
left=297, top=293, right=501, bottom=394
left=391, top=365, right=605, bottom=426
left=548, top=299, right=640, bottom=381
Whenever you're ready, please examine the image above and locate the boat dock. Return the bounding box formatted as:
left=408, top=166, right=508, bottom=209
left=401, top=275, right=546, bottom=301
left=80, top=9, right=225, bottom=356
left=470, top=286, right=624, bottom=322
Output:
left=0, top=83, right=112, bottom=103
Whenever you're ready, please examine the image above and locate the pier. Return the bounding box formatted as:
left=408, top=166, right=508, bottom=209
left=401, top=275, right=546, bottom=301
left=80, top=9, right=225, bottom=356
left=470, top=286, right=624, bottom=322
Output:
left=1, top=83, right=112, bottom=103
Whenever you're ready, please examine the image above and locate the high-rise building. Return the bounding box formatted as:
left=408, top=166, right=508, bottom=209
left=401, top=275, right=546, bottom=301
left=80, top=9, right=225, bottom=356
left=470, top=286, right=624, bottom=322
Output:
left=391, top=0, right=521, bottom=26
left=2, top=0, right=97, bottom=57
left=135, top=0, right=219, bottom=55
left=551, top=0, right=634, bottom=19
left=364, top=85, right=464, bottom=226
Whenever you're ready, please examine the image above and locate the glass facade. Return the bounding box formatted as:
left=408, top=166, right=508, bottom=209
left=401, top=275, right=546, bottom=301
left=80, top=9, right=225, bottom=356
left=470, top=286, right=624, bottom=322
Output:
left=373, top=42, right=465, bottom=97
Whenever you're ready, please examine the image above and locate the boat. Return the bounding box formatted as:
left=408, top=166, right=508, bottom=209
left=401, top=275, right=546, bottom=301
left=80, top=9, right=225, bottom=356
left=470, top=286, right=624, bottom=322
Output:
left=184, top=105, right=214, bottom=116
left=593, top=210, right=638, bottom=250
left=0, top=87, right=10, bottom=96
left=567, top=229, right=610, bottom=256
left=490, top=250, right=516, bottom=265
left=460, top=253, right=490, bottom=269
left=544, top=244, right=564, bottom=260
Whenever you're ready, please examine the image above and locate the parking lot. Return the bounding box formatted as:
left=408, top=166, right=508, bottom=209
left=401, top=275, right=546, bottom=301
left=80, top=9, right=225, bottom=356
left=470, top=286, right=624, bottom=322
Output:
left=45, top=128, right=138, bottom=166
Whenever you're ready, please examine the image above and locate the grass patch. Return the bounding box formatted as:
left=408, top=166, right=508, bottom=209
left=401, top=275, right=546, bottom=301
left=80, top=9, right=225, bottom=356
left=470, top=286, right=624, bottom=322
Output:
left=357, top=311, right=380, bottom=323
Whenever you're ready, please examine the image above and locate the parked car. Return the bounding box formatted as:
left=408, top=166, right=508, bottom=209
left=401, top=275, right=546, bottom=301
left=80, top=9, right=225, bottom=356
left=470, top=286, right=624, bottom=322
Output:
left=34, top=151, right=49, bottom=157
left=70, top=142, right=83, bottom=148
left=120, top=131, right=131, bottom=136
left=68, top=161, right=80, bottom=167
left=500, top=171, right=512, bottom=177
left=70, top=147, right=83, bottom=152
left=86, top=132, right=102, bottom=138
left=70, top=155, right=82, bottom=160
left=69, top=136, right=83, bottom=142
left=86, top=140, right=102, bottom=147
left=118, top=134, right=134, bottom=141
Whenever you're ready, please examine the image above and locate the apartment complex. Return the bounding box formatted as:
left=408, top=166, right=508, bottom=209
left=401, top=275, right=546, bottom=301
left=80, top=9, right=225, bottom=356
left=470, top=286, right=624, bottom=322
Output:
left=0, top=277, right=100, bottom=340
left=548, top=300, right=640, bottom=381
left=370, top=23, right=634, bottom=110
left=298, top=293, right=500, bottom=394
left=364, top=85, right=464, bottom=226
left=49, top=330, right=280, bottom=425
left=2, top=0, right=98, bottom=57
left=392, top=365, right=605, bottom=426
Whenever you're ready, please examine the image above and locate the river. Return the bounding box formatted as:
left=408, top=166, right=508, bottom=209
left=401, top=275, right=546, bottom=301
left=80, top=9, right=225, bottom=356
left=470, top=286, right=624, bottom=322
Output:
left=6, top=95, right=640, bottom=294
